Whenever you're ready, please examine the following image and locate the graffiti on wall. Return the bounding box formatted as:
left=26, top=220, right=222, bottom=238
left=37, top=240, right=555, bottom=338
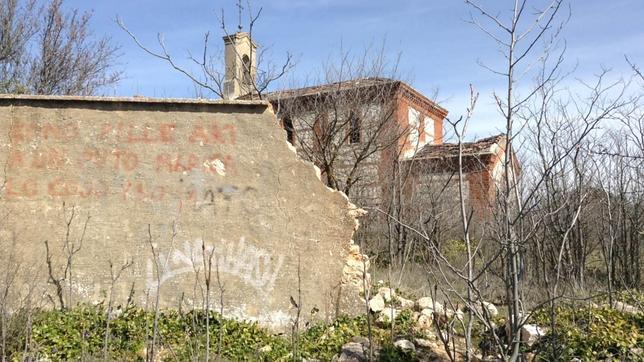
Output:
left=146, top=237, right=285, bottom=294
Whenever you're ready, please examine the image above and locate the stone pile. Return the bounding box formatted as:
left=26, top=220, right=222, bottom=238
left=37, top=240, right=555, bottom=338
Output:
left=368, top=286, right=463, bottom=334
left=333, top=285, right=553, bottom=360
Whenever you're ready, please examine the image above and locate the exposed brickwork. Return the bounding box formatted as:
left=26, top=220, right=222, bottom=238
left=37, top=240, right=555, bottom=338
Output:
left=268, top=78, right=448, bottom=210
left=266, top=78, right=512, bottom=222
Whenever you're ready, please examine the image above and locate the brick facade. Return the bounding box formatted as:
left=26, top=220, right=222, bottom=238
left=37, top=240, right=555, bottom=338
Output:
left=267, top=78, right=511, bottom=221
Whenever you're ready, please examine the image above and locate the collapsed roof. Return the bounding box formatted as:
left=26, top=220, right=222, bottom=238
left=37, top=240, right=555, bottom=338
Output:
left=413, top=134, right=505, bottom=160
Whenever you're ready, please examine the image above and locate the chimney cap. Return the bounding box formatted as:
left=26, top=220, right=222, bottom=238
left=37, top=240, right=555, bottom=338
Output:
left=222, top=32, right=258, bottom=47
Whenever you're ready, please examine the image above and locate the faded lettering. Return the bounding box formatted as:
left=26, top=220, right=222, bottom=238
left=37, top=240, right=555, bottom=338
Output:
left=2, top=120, right=237, bottom=201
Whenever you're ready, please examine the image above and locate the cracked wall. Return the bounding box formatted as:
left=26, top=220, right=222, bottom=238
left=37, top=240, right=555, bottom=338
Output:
left=0, top=95, right=366, bottom=330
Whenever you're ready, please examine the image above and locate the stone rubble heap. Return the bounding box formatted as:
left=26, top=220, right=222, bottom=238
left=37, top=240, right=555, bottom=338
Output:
left=333, top=284, right=551, bottom=361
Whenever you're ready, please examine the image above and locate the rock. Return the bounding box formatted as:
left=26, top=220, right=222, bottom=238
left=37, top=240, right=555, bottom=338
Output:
left=417, top=298, right=444, bottom=314
left=482, top=301, right=498, bottom=317
left=416, top=314, right=433, bottom=330
left=416, top=297, right=434, bottom=310
left=137, top=346, right=169, bottom=362
left=349, top=336, right=371, bottom=345
left=258, top=345, right=272, bottom=353
left=420, top=308, right=434, bottom=317
left=444, top=308, right=460, bottom=319
left=342, top=250, right=369, bottom=284
left=394, top=339, right=416, bottom=352
left=614, top=301, right=640, bottom=314
left=108, top=306, right=123, bottom=319
left=334, top=342, right=368, bottom=362
left=341, top=243, right=370, bottom=293
left=137, top=347, right=147, bottom=361
left=377, top=307, right=399, bottom=323
left=348, top=244, right=361, bottom=255
left=520, top=324, right=546, bottom=346
left=378, top=287, right=396, bottom=302
left=439, top=330, right=449, bottom=341
left=414, top=338, right=436, bottom=348
left=453, top=309, right=464, bottom=321
left=397, top=296, right=415, bottom=309
left=369, top=294, right=385, bottom=313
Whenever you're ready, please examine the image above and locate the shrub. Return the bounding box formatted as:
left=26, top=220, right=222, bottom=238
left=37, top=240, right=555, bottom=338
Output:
left=530, top=304, right=643, bottom=361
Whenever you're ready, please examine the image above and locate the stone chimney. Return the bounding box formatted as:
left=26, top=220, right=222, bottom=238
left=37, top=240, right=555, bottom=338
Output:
left=222, top=32, right=257, bottom=100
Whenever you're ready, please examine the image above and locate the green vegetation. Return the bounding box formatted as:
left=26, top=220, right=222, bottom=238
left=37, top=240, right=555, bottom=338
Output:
left=3, top=305, right=421, bottom=361
left=4, top=292, right=641, bottom=361
left=530, top=300, right=643, bottom=361
left=18, top=305, right=293, bottom=361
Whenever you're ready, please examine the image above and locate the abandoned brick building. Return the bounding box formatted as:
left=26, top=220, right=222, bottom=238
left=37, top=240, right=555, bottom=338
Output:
left=223, top=32, right=511, bottom=224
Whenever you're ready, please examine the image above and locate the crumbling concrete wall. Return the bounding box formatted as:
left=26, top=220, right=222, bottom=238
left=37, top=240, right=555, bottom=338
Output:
left=0, top=95, right=366, bottom=330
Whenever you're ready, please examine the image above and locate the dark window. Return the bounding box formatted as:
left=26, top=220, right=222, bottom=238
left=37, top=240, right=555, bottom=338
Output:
left=283, top=117, right=295, bottom=145
left=242, top=54, right=252, bottom=87
left=349, top=112, right=361, bottom=144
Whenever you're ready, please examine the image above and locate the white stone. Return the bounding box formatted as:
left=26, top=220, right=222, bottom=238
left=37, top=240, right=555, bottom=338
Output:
left=416, top=297, right=434, bottom=310
left=348, top=244, right=361, bottom=255
left=520, top=324, right=546, bottom=346
left=414, top=338, right=436, bottom=348
left=443, top=307, right=461, bottom=319
left=378, top=287, right=396, bottom=302
left=482, top=301, right=499, bottom=317
left=420, top=308, right=434, bottom=317
left=394, top=339, right=416, bottom=352
left=453, top=309, right=464, bottom=321
left=397, top=296, right=415, bottom=309
left=615, top=301, right=639, bottom=314
left=417, top=297, right=443, bottom=313
left=377, top=307, right=399, bottom=323
left=369, top=294, right=385, bottom=313
left=344, top=258, right=366, bottom=270
left=416, top=314, right=433, bottom=330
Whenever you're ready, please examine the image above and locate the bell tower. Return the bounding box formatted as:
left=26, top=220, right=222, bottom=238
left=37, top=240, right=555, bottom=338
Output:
left=222, top=32, right=257, bottom=100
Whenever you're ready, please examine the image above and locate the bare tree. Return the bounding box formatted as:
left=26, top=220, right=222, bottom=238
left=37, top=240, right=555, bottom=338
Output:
left=0, top=231, right=41, bottom=362
left=0, top=233, right=20, bottom=362
left=289, top=257, right=302, bottom=362
left=215, top=261, right=225, bottom=361
left=464, top=1, right=639, bottom=360
left=464, top=1, right=569, bottom=358
left=103, top=258, right=133, bottom=361
left=198, top=240, right=224, bottom=362
left=0, top=0, right=120, bottom=95
left=117, top=0, right=293, bottom=100
left=145, top=222, right=177, bottom=362
left=44, top=202, right=90, bottom=309
left=0, top=0, right=37, bottom=93
left=449, top=85, right=479, bottom=360
left=273, top=44, right=406, bottom=198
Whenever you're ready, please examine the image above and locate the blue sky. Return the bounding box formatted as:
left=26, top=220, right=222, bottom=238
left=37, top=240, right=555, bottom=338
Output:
left=65, top=0, right=644, bottom=138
